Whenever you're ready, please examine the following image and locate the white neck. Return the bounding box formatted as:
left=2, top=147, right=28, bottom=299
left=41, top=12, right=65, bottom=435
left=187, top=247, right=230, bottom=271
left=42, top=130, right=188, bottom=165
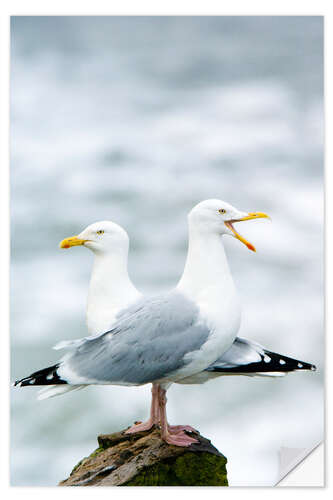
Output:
left=177, top=224, right=234, bottom=297
left=86, top=251, right=141, bottom=335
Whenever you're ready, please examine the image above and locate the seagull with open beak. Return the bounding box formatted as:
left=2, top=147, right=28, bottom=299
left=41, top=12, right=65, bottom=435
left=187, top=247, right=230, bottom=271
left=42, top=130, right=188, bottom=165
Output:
left=14, top=199, right=315, bottom=447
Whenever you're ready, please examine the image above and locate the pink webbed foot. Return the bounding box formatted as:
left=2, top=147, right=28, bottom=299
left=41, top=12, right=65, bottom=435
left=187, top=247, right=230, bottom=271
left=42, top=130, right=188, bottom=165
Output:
left=168, top=424, right=198, bottom=434
left=156, top=385, right=198, bottom=447
left=164, top=430, right=199, bottom=447
left=125, top=420, right=156, bottom=434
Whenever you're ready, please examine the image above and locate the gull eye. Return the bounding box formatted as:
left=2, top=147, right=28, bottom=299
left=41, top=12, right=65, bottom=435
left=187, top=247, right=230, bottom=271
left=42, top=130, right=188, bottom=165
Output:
left=219, top=209, right=226, bottom=214
left=96, top=230, right=104, bottom=235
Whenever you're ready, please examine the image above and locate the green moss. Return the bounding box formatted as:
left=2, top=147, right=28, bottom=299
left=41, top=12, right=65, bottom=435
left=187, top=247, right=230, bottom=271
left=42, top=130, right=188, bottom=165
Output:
left=90, top=446, right=105, bottom=458
left=124, top=452, right=228, bottom=486
left=70, top=459, right=85, bottom=476
left=70, top=446, right=105, bottom=476
left=70, top=433, right=124, bottom=477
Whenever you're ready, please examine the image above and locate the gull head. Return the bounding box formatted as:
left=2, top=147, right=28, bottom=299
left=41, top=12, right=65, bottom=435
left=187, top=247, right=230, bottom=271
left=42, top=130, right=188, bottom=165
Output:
left=189, top=199, right=270, bottom=252
left=59, top=221, right=130, bottom=255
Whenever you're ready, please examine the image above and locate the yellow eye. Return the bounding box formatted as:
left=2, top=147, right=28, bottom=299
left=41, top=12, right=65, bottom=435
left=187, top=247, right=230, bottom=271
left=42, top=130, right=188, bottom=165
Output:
left=219, top=209, right=226, bottom=214
left=96, top=230, right=104, bottom=235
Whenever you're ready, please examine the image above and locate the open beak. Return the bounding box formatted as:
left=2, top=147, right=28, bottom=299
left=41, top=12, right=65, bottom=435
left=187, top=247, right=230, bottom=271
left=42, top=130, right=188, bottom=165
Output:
left=224, top=212, right=270, bottom=252
left=59, top=235, right=87, bottom=249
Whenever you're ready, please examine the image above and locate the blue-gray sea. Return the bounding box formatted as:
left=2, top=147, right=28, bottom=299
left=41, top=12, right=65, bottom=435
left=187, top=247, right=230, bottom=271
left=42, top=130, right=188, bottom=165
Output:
left=10, top=16, right=324, bottom=486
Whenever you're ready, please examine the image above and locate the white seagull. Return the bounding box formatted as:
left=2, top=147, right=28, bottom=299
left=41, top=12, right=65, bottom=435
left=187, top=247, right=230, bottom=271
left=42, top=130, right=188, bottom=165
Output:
left=14, top=200, right=316, bottom=446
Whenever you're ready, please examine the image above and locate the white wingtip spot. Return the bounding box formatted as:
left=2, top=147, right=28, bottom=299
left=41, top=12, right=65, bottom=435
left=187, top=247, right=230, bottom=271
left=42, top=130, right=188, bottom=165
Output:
left=46, top=373, right=54, bottom=380
left=279, top=359, right=286, bottom=365
left=29, top=378, right=36, bottom=384
left=263, top=355, right=271, bottom=363
left=297, top=362, right=303, bottom=368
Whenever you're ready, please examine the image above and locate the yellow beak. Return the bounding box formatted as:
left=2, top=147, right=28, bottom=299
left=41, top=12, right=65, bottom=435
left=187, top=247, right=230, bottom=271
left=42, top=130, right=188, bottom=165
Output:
left=237, top=212, right=270, bottom=222
left=59, top=235, right=87, bottom=249
left=225, top=212, right=270, bottom=252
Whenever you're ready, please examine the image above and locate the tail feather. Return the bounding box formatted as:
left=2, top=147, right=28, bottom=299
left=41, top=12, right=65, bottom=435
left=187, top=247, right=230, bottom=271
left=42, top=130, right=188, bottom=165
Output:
left=37, top=385, right=85, bottom=400
left=14, top=364, right=67, bottom=387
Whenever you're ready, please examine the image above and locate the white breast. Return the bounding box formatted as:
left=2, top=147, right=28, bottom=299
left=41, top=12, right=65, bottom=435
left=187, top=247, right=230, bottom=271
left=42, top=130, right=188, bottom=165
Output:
left=86, top=252, right=142, bottom=336
left=86, top=289, right=142, bottom=336
left=163, top=284, right=241, bottom=383
left=86, top=305, right=118, bottom=336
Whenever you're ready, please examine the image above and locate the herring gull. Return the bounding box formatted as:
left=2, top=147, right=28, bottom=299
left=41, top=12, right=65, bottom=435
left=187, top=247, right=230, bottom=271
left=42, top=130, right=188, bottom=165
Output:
left=14, top=200, right=316, bottom=446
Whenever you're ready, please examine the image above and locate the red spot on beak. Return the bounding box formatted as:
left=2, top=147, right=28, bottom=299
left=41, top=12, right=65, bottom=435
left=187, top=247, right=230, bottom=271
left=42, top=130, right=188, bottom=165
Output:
left=246, top=242, right=256, bottom=252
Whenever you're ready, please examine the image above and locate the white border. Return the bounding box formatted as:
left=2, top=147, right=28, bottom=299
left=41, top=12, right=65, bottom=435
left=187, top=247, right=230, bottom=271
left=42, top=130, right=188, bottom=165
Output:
left=0, top=0, right=329, bottom=15
left=1, top=1, right=330, bottom=498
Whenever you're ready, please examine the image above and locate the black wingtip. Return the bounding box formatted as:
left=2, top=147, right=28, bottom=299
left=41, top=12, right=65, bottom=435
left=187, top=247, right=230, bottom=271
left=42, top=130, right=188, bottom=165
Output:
left=14, top=375, right=38, bottom=387
left=13, top=364, right=67, bottom=387
left=207, top=349, right=317, bottom=375
left=13, top=377, right=31, bottom=387
left=293, top=359, right=317, bottom=372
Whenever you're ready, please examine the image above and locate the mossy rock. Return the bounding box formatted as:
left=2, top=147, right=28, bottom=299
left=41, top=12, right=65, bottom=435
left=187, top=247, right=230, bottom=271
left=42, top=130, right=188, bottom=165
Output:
left=60, top=426, right=228, bottom=487
left=125, top=451, right=228, bottom=486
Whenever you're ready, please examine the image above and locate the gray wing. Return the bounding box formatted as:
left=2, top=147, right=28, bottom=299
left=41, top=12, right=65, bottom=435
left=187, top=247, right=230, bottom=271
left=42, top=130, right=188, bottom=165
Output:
left=207, top=337, right=264, bottom=369
left=177, top=337, right=265, bottom=384
left=57, top=291, right=210, bottom=386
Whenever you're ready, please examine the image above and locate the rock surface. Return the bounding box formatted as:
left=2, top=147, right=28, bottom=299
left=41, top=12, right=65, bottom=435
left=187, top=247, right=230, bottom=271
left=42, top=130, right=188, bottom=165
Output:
left=59, top=426, right=228, bottom=486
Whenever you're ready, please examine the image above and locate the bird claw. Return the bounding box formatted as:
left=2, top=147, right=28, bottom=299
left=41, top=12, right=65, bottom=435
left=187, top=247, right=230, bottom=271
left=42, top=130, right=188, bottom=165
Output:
left=164, top=430, right=199, bottom=447
left=168, top=424, right=198, bottom=434
left=125, top=420, right=156, bottom=434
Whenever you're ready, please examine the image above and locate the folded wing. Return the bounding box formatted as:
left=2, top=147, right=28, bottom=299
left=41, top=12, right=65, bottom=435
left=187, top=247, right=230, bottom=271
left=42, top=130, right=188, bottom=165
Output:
left=178, top=337, right=316, bottom=384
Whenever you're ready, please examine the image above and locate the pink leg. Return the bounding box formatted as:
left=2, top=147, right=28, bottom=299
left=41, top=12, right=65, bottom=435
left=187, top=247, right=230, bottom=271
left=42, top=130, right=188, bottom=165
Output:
left=125, top=384, right=160, bottom=434
left=158, top=386, right=198, bottom=447
left=156, top=395, right=197, bottom=434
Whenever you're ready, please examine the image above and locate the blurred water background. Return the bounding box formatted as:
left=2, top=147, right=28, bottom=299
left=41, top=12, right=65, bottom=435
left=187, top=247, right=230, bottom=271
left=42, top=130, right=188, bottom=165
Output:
left=10, top=16, right=324, bottom=486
